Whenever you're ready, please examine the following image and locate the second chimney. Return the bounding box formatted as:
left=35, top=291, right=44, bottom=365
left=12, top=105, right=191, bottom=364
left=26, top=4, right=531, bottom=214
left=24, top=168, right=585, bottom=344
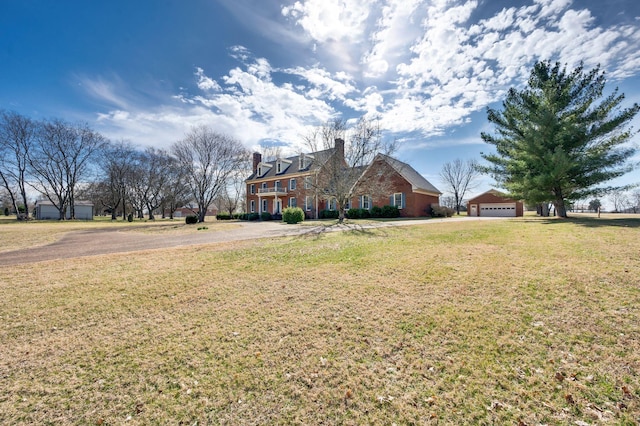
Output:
left=252, top=152, right=262, bottom=173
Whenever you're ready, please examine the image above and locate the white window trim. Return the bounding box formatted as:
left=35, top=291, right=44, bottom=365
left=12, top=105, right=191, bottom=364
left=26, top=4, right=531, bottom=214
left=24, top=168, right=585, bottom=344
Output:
left=289, top=197, right=296, bottom=208
left=250, top=200, right=255, bottom=213
left=393, top=192, right=403, bottom=209
left=362, top=195, right=370, bottom=210
left=250, top=184, right=255, bottom=195
left=289, top=178, right=296, bottom=190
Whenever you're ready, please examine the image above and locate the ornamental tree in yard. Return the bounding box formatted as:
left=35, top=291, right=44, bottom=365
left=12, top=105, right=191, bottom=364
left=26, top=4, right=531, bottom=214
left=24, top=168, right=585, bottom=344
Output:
left=480, top=61, right=639, bottom=218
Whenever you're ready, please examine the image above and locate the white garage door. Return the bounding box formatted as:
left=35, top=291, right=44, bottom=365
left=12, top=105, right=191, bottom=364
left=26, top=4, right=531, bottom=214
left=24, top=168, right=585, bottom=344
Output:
left=480, top=203, right=516, bottom=217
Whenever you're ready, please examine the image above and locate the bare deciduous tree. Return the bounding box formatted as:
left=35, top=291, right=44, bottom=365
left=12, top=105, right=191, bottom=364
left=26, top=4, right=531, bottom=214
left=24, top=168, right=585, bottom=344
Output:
left=609, top=189, right=629, bottom=212
left=100, top=141, right=138, bottom=219
left=172, top=126, right=248, bottom=222
left=630, top=190, right=640, bottom=214
left=218, top=159, right=250, bottom=216
left=305, top=116, right=396, bottom=223
left=28, top=120, right=106, bottom=219
left=161, top=158, right=190, bottom=219
left=0, top=110, right=37, bottom=220
left=439, top=158, right=480, bottom=215
left=125, top=148, right=175, bottom=220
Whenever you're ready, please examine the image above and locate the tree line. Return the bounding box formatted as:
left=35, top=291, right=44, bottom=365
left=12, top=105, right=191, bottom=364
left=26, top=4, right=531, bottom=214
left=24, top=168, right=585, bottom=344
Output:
left=0, top=113, right=249, bottom=222
left=3, top=61, right=638, bottom=222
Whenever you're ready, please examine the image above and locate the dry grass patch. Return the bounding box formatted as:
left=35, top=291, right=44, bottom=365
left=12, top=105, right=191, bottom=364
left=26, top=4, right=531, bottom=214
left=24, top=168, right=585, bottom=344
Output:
left=0, top=217, right=639, bottom=424
left=0, top=218, right=236, bottom=253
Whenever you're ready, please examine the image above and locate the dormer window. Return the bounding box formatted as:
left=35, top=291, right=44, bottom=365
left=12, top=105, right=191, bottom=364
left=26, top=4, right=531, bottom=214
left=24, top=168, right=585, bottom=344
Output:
left=257, top=162, right=272, bottom=177
left=275, top=158, right=291, bottom=174
left=298, top=153, right=314, bottom=170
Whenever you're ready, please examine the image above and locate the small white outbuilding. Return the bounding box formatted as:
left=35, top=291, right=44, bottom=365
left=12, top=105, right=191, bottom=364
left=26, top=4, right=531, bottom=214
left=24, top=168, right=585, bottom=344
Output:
left=34, top=200, right=95, bottom=220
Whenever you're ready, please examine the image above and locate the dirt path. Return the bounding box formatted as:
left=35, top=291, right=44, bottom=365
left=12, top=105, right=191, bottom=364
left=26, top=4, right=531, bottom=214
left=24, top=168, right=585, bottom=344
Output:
left=0, top=217, right=502, bottom=266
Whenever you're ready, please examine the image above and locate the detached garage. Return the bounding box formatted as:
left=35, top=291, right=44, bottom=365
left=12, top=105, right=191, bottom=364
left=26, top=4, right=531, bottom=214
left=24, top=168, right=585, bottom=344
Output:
left=467, top=190, right=523, bottom=217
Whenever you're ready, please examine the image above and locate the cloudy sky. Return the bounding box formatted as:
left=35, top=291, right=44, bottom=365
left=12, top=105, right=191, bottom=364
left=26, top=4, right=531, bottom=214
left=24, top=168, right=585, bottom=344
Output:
left=2, top=0, right=640, bottom=201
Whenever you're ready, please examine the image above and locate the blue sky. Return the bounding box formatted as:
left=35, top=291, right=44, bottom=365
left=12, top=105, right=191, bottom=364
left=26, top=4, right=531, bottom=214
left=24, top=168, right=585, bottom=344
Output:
left=2, top=0, right=640, bottom=205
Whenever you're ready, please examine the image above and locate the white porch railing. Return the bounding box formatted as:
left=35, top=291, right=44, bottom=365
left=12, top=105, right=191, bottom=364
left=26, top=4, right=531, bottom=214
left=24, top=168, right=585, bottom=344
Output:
left=258, top=187, right=287, bottom=195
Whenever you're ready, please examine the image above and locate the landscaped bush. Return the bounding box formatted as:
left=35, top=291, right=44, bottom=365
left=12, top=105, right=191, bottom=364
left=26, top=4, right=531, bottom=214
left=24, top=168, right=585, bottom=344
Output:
left=185, top=215, right=199, bottom=224
left=282, top=207, right=304, bottom=224
left=431, top=205, right=454, bottom=217
left=238, top=212, right=260, bottom=221
left=381, top=205, right=400, bottom=218
left=216, top=213, right=232, bottom=220
left=261, top=212, right=273, bottom=221
left=319, top=209, right=339, bottom=219
left=370, top=206, right=383, bottom=218
left=346, top=208, right=371, bottom=219
left=346, top=208, right=361, bottom=219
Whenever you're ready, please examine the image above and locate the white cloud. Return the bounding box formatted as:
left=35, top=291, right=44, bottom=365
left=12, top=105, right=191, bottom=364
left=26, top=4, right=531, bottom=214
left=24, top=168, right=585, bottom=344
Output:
left=90, top=0, right=640, bottom=157
left=79, top=75, right=131, bottom=110
left=363, top=0, right=423, bottom=78
left=282, top=0, right=373, bottom=44
left=195, top=67, right=221, bottom=92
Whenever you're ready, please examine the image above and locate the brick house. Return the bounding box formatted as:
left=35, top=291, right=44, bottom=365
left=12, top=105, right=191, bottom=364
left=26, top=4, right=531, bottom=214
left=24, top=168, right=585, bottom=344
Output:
left=245, top=139, right=441, bottom=218
left=359, top=153, right=442, bottom=217
left=466, top=189, right=524, bottom=217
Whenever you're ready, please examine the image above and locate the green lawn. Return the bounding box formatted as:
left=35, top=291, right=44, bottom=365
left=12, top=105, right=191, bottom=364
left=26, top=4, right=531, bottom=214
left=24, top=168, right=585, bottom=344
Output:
left=0, top=216, right=638, bottom=424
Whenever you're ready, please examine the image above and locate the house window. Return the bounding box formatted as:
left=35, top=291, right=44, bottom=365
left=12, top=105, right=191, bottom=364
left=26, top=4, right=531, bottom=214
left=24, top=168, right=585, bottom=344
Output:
left=361, top=195, right=370, bottom=210
left=262, top=199, right=268, bottom=212
left=304, top=176, right=312, bottom=189
left=258, top=166, right=262, bottom=176
left=262, top=182, right=267, bottom=190
left=275, top=180, right=281, bottom=190
left=250, top=184, right=255, bottom=195
left=277, top=162, right=282, bottom=173
left=328, top=198, right=337, bottom=210
left=250, top=200, right=255, bottom=213
left=393, top=193, right=403, bottom=209
left=305, top=196, right=312, bottom=211
left=289, top=178, right=296, bottom=190
left=289, top=197, right=297, bottom=208
left=344, top=199, right=350, bottom=210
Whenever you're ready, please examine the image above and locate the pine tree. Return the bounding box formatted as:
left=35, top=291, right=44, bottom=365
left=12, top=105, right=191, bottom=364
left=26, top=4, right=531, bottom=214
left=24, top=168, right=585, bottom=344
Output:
left=480, top=61, right=639, bottom=217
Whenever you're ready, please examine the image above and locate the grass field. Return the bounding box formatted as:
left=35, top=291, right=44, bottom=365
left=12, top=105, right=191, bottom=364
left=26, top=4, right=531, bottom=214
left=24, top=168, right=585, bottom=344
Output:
left=1, top=215, right=639, bottom=424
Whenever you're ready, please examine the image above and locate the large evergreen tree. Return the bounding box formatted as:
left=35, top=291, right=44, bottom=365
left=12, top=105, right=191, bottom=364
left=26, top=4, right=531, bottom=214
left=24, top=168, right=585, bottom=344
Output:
left=480, top=61, right=639, bottom=218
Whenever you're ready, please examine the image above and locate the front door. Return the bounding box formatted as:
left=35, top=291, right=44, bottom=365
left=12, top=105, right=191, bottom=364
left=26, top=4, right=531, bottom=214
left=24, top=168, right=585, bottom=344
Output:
left=471, top=204, right=477, bottom=216
left=274, top=200, right=282, bottom=214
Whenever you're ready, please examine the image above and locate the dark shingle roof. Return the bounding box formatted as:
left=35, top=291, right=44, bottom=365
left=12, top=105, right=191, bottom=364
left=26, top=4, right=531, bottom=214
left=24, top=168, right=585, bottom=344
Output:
left=247, top=148, right=441, bottom=196
left=376, top=154, right=442, bottom=195
left=246, top=147, right=336, bottom=181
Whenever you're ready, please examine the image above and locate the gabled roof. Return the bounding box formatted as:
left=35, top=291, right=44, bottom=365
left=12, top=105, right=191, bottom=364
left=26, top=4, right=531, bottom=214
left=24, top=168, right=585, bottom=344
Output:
left=374, top=153, right=442, bottom=195
left=467, top=189, right=519, bottom=203
left=246, top=147, right=337, bottom=181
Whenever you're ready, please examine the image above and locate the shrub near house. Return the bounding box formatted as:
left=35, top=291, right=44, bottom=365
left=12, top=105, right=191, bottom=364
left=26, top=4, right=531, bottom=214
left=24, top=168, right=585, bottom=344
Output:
left=282, top=207, right=304, bottom=224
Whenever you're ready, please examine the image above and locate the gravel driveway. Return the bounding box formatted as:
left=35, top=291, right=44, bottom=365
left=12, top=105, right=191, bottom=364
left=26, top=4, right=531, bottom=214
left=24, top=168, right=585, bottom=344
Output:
left=0, top=217, right=503, bottom=266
